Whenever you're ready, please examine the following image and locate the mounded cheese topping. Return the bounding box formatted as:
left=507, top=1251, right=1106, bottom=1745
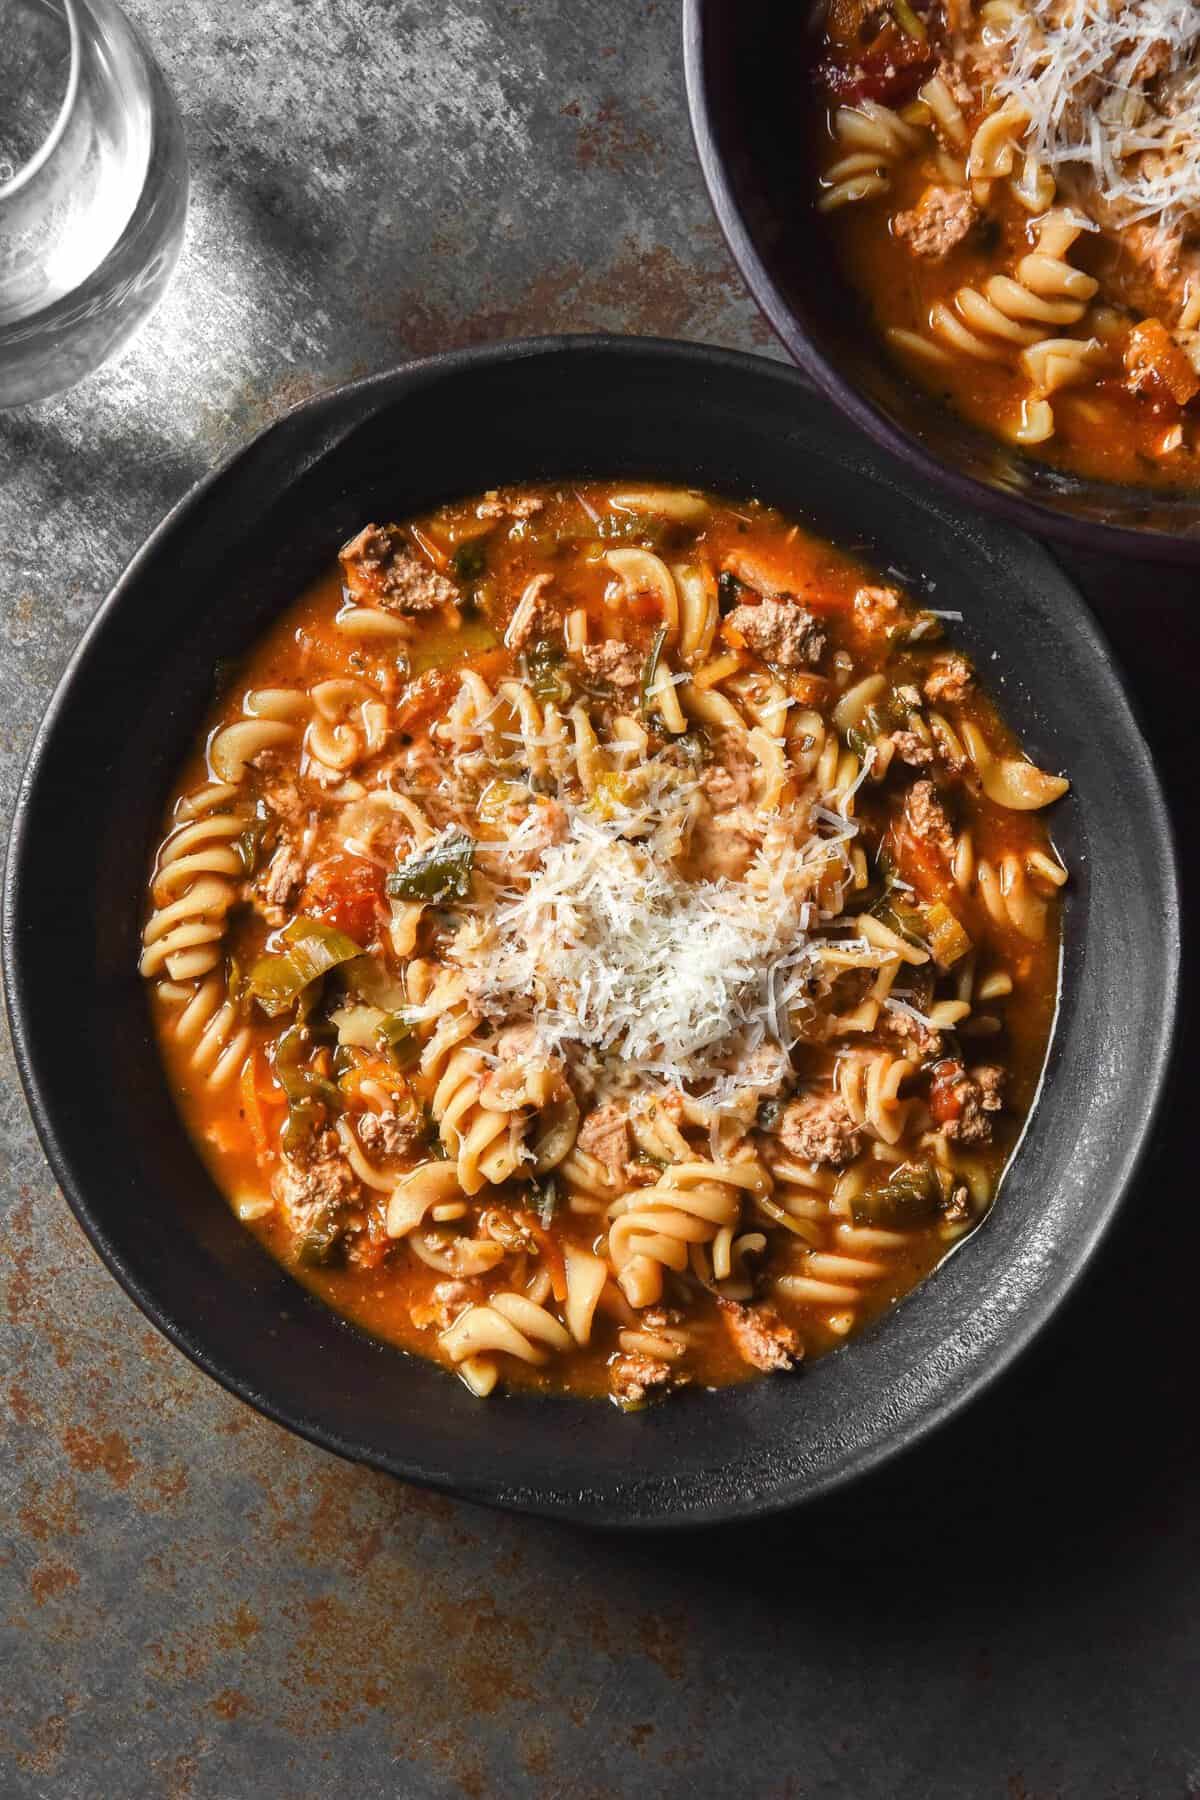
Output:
left=989, top=0, right=1200, bottom=229
left=448, top=778, right=858, bottom=1102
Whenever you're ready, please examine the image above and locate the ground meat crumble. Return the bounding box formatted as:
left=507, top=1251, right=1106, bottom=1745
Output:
left=718, top=1299, right=803, bottom=1372
left=923, top=653, right=972, bottom=705
left=932, top=1061, right=1005, bottom=1144
left=888, top=729, right=935, bottom=768
left=573, top=639, right=643, bottom=698
left=724, top=598, right=826, bottom=670
left=609, top=1352, right=686, bottom=1407
left=893, top=185, right=979, bottom=260
left=356, top=1111, right=421, bottom=1160
left=272, top=1147, right=360, bottom=1232
left=854, top=585, right=903, bottom=638
left=774, top=1093, right=864, bottom=1167
left=575, top=1102, right=632, bottom=1180
left=905, top=779, right=956, bottom=858
left=339, top=523, right=460, bottom=613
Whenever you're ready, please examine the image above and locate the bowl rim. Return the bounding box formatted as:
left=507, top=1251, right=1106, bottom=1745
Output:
left=2, top=334, right=1183, bottom=1527
left=681, top=0, right=1200, bottom=566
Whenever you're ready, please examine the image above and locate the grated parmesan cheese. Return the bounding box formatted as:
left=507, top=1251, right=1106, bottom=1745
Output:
left=448, top=786, right=857, bottom=1104
left=989, top=0, right=1200, bottom=229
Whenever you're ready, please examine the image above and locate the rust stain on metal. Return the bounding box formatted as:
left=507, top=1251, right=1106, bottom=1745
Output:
left=562, top=93, right=660, bottom=172
left=371, top=236, right=776, bottom=360
left=212, top=1604, right=263, bottom=1651
left=27, top=1561, right=80, bottom=1608
left=60, top=1424, right=138, bottom=1490
left=17, top=1476, right=81, bottom=1545
left=207, top=1688, right=255, bottom=1722
left=634, top=1609, right=687, bottom=1681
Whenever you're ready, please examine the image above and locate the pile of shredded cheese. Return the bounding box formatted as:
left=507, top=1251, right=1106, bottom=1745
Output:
left=449, top=787, right=859, bottom=1103
left=990, top=0, right=1200, bottom=228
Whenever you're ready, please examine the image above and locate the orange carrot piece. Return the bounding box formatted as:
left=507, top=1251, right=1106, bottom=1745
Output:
left=241, top=1054, right=271, bottom=1159
left=521, top=1215, right=568, bottom=1302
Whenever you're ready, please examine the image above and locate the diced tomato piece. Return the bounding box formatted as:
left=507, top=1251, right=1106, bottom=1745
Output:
left=396, top=648, right=512, bottom=733
left=816, top=29, right=937, bottom=107
left=300, top=855, right=384, bottom=943
left=928, top=1059, right=966, bottom=1125
left=887, top=823, right=955, bottom=906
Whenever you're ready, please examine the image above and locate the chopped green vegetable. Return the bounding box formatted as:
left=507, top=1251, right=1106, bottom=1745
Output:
left=226, top=953, right=247, bottom=1008
left=407, top=614, right=500, bottom=675
left=377, top=1011, right=421, bottom=1069
left=524, top=636, right=570, bottom=702
left=850, top=1162, right=941, bottom=1227
left=596, top=513, right=667, bottom=547
left=870, top=892, right=928, bottom=948
left=339, top=954, right=407, bottom=1012
left=272, top=1025, right=343, bottom=1109
left=453, top=537, right=488, bottom=581
left=294, top=1208, right=345, bottom=1267
left=844, top=694, right=904, bottom=757
left=235, top=819, right=267, bottom=876
left=640, top=625, right=668, bottom=714
left=248, top=916, right=363, bottom=1018
left=386, top=830, right=475, bottom=904
left=281, top=1096, right=323, bottom=1155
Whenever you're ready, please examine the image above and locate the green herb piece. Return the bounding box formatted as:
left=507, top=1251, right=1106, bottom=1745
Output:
left=843, top=695, right=905, bottom=756
left=247, top=916, right=363, bottom=1018
left=272, top=1025, right=343, bottom=1109
left=235, top=819, right=267, bottom=876
left=453, top=537, right=488, bottom=581
left=386, top=830, right=475, bottom=904
left=850, top=1162, right=940, bottom=1228
left=870, top=891, right=928, bottom=948
left=421, top=1103, right=450, bottom=1157
left=596, top=513, right=667, bottom=548
left=377, top=1011, right=421, bottom=1069
left=294, top=1207, right=345, bottom=1267
left=640, top=624, right=668, bottom=714
left=524, top=636, right=569, bottom=702
left=280, top=1096, right=323, bottom=1155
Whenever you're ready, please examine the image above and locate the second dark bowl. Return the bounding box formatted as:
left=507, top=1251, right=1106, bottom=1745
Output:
left=3, top=337, right=1181, bottom=1525
left=683, top=0, right=1200, bottom=562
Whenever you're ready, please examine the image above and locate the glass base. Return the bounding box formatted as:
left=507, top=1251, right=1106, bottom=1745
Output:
left=0, top=0, right=189, bottom=407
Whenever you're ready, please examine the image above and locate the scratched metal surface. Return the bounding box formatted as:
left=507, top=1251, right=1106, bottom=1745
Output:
left=1, top=4, right=1198, bottom=1797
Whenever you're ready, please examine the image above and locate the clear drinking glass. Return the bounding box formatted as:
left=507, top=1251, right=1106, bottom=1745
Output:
left=0, top=0, right=188, bottom=405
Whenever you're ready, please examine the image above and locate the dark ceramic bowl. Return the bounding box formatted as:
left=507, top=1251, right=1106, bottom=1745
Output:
left=683, top=0, right=1200, bottom=562
left=3, top=337, right=1180, bottom=1526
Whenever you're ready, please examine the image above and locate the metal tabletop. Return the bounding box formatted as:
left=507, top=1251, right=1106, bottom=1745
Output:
left=1, top=5, right=1196, bottom=1796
